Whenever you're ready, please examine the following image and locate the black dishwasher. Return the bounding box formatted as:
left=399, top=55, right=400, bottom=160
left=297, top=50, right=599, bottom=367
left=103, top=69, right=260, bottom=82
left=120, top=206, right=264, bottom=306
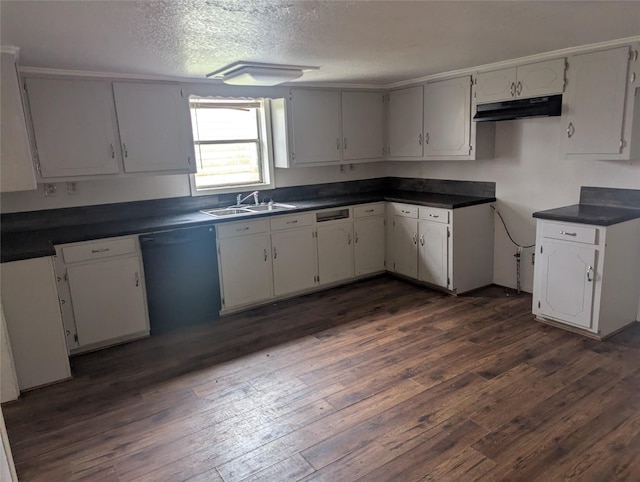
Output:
left=139, top=226, right=220, bottom=335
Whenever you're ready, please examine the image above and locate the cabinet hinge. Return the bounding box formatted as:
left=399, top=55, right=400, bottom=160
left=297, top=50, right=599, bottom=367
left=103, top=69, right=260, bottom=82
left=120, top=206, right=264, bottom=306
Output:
left=187, top=156, right=191, bottom=165
left=35, top=160, right=42, bottom=176
left=74, top=333, right=79, bottom=343
left=630, top=49, right=638, bottom=62
left=538, top=301, right=541, bottom=309
left=447, top=228, right=450, bottom=238
left=292, top=153, right=295, bottom=161
left=23, top=80, right=28, bottom=93
left=180, top=89, right=185, bottom=98
left=382, top=94, right=385, bottom=103
left=383, top=260, right=386, bottom=267
left=447, top=277, right=450, bottom=286
left=217, top=245, right=221, bottom=256
left=289, top=90, right=293, bottom=101
left=393, top=262, right=396, bottom=269
left=64, top=270, right=68, bottom=282
left=620, top=139, right=626, bottom=151
left=469, top=144, right=473, bottom=152
left=540, top=245, right=543, bottom=254
left=222, top=297, right=225, bottom=307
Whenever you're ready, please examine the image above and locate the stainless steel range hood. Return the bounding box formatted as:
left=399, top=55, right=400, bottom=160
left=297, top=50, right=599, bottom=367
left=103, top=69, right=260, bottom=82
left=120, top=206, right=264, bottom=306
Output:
left=473, top=94, right=562, bottom=122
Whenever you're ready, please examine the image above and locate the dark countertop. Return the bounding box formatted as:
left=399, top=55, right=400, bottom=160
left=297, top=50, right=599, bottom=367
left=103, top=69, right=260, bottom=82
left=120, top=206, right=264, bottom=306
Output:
left=532, top=204, right=640, bottom=226
left=1, top=191, right=495, bottom=263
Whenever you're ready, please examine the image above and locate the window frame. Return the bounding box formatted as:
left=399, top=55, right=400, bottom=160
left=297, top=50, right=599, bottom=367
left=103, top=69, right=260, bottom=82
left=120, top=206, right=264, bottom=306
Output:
left=188, top=96, right=275, bottom=196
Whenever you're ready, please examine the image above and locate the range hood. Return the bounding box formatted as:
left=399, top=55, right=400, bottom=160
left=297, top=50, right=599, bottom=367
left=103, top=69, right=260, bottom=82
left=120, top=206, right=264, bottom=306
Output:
left=473, top=94, right=562, bottom=122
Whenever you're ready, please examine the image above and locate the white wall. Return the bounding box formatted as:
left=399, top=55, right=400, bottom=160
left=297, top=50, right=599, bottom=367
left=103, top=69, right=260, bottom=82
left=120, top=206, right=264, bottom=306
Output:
left=389, top=116, right=640, bottom=316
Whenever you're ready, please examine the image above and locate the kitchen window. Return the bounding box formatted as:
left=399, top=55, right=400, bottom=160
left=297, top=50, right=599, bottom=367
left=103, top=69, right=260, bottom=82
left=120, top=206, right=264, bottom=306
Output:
left=189, top=97, right=274, bottom=194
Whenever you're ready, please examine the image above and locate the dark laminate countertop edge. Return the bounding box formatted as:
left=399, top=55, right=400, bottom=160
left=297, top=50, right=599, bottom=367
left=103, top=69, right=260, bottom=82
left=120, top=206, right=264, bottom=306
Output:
left=1, top=192, right=496, bottom=263
left=532, top=204, right=640, bottom=226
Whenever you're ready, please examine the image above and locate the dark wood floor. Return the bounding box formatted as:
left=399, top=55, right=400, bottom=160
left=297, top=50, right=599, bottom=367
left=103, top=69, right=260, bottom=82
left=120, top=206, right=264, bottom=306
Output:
left=4, top=275, right=640, bottom=481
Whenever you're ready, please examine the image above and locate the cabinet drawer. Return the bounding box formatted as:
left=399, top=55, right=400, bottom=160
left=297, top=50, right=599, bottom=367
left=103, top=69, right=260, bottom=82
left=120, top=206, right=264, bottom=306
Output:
left=419, top=207, right=450, bottom=224
left=353, top=203, right=385, bottom=218
left=270, top=213, right=314, bottom=231
left=217, top=219, right=268, bottom=239
left=62, top=237, right=137, bottom=264
left=542, top=222, right=597, bottom=245
left=392, top=203, right=418, bottom=218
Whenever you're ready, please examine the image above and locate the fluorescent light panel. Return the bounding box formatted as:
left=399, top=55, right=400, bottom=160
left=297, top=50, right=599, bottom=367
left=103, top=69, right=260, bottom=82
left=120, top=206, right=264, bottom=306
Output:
left=207, top=61, right=319, bottom=86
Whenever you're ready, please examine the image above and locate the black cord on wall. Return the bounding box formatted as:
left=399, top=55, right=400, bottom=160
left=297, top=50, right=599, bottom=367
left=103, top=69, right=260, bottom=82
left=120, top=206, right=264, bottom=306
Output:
left=490, top=205, right=535, bottom=249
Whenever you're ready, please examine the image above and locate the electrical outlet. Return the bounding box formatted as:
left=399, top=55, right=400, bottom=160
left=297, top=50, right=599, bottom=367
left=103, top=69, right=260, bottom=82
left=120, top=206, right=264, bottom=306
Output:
left=44, top=183, right=57, bottom=197
left=67, top=182, right=79, bottom=195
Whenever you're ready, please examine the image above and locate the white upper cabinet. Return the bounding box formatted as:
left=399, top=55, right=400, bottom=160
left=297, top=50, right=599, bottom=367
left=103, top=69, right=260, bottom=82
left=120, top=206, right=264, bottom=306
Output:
left=562, top=46, right=639, bottom=160
left=388, top=85, right=424, bottom=158
left=0, top=51, right=37, bottom=192
left=273, top=88, right=385, bottom=167
left=113, top=82, right=192, bottom=173
left=423, top=76, right=471, bottom=158
left=26, top=77, right=120, bottom=177
left=475, top=58, right=565, bottom=103
left=290, top=89, right=342, bottom=164
left=341, top=91, right=385, bottom=161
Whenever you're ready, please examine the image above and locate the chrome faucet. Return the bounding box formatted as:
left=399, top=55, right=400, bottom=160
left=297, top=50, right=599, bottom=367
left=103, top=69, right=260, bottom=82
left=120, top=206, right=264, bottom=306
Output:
left=236, top=191, right=259, bottom=206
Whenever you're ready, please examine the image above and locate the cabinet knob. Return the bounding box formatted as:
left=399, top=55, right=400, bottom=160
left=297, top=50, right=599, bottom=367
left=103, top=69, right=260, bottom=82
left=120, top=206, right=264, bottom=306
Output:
left=109, top=143, right=115, bottom=159
left=264, top=249, right=268, bottom=261
left=586, top=265, right=594, bottom=282
left=273, top=247, right=278, bottom=259
left=418, top=133, right=423, bottom=146
left=510, top=82, right=516, bottom=97
left=420, top=234, right=425, bottom=246
left=123, top=143, right=129, bottom=158
left=412, top=233, right=417, bottom=244
left=347, top=233, right=352, bottom=245
left=516, top=81, right=522, bottom=96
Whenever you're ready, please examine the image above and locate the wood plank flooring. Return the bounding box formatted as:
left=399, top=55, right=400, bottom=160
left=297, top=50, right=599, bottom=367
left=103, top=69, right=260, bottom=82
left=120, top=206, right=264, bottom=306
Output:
left=4, top=275, right=640, bottom=481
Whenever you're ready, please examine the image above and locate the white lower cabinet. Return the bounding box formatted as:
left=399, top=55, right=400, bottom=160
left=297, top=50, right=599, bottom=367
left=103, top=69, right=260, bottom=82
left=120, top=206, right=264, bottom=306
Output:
left=55, top=236, right=150, bottom=353
left=217, top=221, right=273, bottom=310
left=418, top=220, right=448, bottom=287
left=533, top=218, right=640, bottom=338
left=389, top=202, right=494, bottom=293
left=1, top=257, right=71, bottom=391
left=317, top=217, right=354, bottom=285
left=353, top=203, right=386, bottom=276
left=270, top=214, right=318, bottom=297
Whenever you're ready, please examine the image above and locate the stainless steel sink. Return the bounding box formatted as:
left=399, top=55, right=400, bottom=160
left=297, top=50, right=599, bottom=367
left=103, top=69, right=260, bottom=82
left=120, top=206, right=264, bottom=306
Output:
left=200, top=203, right=297, bottom=218
left=200, top=207, right=253, bottom=217
left=245, top=203, right=297, bottom=212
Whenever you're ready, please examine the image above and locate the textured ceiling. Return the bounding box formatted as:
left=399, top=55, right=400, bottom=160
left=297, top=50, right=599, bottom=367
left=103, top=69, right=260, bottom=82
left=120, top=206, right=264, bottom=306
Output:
left=1, top=1, right=639, bottom=85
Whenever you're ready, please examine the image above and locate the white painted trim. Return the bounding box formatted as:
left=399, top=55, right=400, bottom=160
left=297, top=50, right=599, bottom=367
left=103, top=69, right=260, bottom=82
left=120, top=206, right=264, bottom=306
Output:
left=387, top=35, right=640, bottom=89
left=0, top=46, right=19, bottom=59
left=14, top=35, right=640, bottom=91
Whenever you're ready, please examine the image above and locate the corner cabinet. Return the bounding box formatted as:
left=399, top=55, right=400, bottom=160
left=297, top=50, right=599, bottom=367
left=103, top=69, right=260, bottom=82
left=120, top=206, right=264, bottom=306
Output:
left=0, top=51, right=37, bottom=192
left=1, top=257, right=71, bottom=391
left=562, top=44, right=640, bottom=161
left=532, top=218, right=640, bottom=339
left=388, top=202, right=494, bottom=293
left=24, top=77, right=193, bottom=180
left=54, top=236, right=150, bottom=354
left=353, top=203, right=386, bottom=276
left=388, top=77, right=495, bottom=161
left=272, top=89, right=386, bottom=167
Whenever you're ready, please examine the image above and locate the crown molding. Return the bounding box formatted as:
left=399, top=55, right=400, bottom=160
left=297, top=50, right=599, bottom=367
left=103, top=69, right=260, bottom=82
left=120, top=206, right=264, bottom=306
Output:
left=386, top=35, right=640, bottom=89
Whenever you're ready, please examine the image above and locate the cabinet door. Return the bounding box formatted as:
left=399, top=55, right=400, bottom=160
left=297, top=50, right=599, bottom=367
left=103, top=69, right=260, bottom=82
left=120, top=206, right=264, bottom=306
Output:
left=317, top=221, right=354, bottom=284
left=272, top=228, right=317, bottom=296
left=563, top=47, right=629, bottom=156
left=424, top=77, right=471, bottom=157
left=516, top=58, right=565, bottom=99
left=393, top=216, right=418, bottom=278
left=388, top=86, right=423, bottom=158
left=290, top=89, right=341, bottom=164
left=26, top=78, right=120, bottom=177
left=67, top=256, right=148, bottom=347
left=218, top=234, right=273, bottom=309
left=1, top=53, right=36, bottom=192
left=418, top=221, right=449, bottom=288
left=354, top=217, right=385, bottom=276
left=475, top=67, right=516, bottom=103
left=538, top=241, right=596, bottom=329
left=341, top=91, right=385, bottom=161
left=113, top=82, right=191, bottom=172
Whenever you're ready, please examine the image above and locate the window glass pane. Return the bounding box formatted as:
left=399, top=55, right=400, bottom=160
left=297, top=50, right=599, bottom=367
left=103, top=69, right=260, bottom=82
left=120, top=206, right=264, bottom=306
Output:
left=191, top=101, right=258, bottom=141
left=194, top=142, right=261, bottom=188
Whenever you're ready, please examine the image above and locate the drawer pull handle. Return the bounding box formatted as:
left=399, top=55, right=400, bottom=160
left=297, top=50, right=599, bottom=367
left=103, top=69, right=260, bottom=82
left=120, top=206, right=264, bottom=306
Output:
left=347, top=233, right=352, bottom=245
left=365, top=209, right=375, bottom=213
left=587, top=265, right=594, bottom=282
left=264, top=249, right=268, bottom=261
left=401, top=210, right=411, bottom=214
left=560, top=231, right=577, bottom=236
left=286, top=220, right=298, bottom=224
left=237, top=227, right=250, bottom=232
left=420, top=234, right=425, bottom=246
left=273, top=247, right=278, bottom=259
left=91, top=248, right=110, bottom=253
left=135, top=272, right=140, bottom=287
left=354, top=233, right=359, bottom=244
left=412, top=233, right=417, bottom=245
left=429, top=214, right=440, bottom=218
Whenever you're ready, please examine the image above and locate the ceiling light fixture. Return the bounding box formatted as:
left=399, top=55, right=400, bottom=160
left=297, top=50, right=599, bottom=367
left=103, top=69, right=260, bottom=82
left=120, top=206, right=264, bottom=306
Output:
left=206, top=61, right=319, bottom=86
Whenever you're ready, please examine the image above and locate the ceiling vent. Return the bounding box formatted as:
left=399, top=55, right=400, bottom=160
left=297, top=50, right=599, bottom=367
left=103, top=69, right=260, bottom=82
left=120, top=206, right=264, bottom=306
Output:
left=206, top=61, right=320, bottom=86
